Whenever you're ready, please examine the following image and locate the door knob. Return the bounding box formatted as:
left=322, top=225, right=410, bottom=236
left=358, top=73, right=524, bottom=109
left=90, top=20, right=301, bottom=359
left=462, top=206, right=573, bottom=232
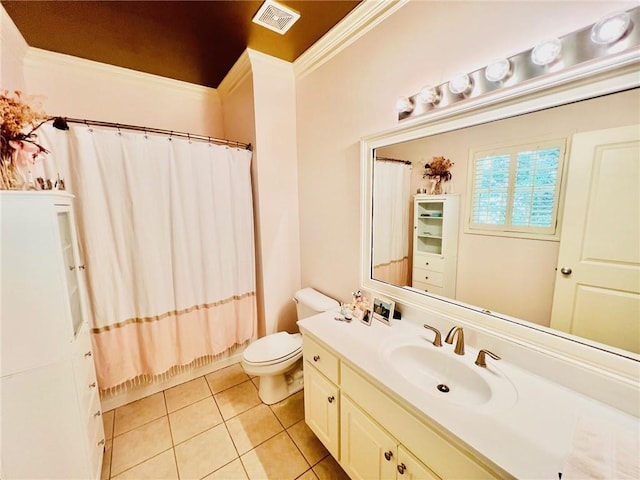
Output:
left=560, top=267, right=572, bottom=275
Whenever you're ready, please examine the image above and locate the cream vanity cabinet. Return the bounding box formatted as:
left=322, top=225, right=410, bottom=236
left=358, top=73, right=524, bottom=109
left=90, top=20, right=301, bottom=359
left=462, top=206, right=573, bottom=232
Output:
left=0, top=192, right=104, bottom=480
left=302, top=331, right=502, bottom=480
left=412, top=194, right=459, bottom=297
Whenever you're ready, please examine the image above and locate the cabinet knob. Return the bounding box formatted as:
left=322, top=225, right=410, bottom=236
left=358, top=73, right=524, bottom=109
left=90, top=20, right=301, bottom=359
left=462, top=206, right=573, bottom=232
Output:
left=384, top=451, right=393, bottom=461
left=327, top=396, right=335, bottom=403
left=98, top=438, right=105, bottom=447
left=89, top=382, right=97, bottom=388
left=560, top=267, right=572, bottom=275
left=425, top=262, right=429, bottom=266
left=69, top=265, right=75, bottom=271
left=94, top=410, right=102, bottom=417
left=79, top=264, right=86, bottom=270
left=313, top=355, right=320, bottom=362
left=397, top=463, right=407, bottom=474
left=85, top=351, right=92, bottom=357
left=424, top=276, right=429, bottom=280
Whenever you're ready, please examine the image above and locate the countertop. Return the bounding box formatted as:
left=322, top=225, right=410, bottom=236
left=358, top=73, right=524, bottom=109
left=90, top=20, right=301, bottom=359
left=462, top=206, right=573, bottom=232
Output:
left=298, top=311, right=640, bottom=479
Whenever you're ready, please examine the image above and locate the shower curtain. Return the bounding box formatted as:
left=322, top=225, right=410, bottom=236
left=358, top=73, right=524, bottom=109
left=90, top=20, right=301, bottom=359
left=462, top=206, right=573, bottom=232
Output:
left=372, top=160, right=411, bottom=286
left=39, top=125, right=257, bottom=391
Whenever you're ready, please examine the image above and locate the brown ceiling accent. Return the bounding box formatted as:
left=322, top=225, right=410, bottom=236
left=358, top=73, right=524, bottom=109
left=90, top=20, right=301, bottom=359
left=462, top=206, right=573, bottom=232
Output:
left=2, top=0, right=360, bottom=89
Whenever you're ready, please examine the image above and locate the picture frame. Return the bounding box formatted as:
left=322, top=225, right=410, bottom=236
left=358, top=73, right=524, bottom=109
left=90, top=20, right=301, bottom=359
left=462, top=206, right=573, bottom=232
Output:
left=360, top=307, right=372, bottom=326
left=372, top=296, right=395, bottom=326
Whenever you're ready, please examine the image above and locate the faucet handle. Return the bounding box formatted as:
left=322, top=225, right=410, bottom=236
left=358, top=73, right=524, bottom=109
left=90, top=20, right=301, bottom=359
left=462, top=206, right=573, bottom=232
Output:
left=475, top=349, right=501, bottom=368
left=422, top=324, right=442, bottom=347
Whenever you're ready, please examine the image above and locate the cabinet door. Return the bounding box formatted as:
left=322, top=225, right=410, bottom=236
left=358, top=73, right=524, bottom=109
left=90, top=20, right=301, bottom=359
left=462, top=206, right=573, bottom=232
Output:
left=397, top=446, right=440, bottom=480
left=304, top=363, right=340, bottom=458
left=341, top=396, right=397, bottom=480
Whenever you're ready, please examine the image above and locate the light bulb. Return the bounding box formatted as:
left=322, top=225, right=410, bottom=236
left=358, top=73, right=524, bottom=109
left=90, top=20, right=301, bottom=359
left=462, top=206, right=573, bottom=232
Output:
left=591, top=11, right=631, bottom=45
left=395, top=96, right=414, bottom=114
left=531, top=38, right=562, bottom=66
left=448, top=74, right=472, bottom=95
left=485, top=58, right=512, bottom=82
left=418, top=85, right=440, bottom=104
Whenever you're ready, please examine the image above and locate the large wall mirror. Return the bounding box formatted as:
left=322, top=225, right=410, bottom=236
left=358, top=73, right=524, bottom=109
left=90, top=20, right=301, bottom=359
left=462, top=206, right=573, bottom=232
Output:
left=361, top=60, right=639, bottom=365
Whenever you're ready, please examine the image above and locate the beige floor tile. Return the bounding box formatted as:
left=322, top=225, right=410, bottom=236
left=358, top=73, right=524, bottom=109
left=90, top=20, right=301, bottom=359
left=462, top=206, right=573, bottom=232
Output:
left=111, top=449, right=178, bottom=480
left=169, top=397, right=223, bottom=444
left=241, top=431, right=309, bottom=480
left=296, top=469, right=319, bottom=480
left=312, top=455, right=349, bottom=480
left=174, top=424, right=238, bottom=480
left=287, top=419, right=329, bottom=466
left=114, top=392, right=167, bottom=436
left=206, top=363, right=250, bottom=394
left=203, top=458, right=249, bottom=480
left=100, top=439, right=112, bottom=480
left=103, top=409, right=115, bottom=440
left=164, top=376, right=212, bottom=413
left=215, top=380, right=261, bottom=420
left=270, top=390, right=304, bottom=428
left=251, top=377, right=259, bottom=390
left=111, top=416, right=173, bottom=477
left=226, top=404, right=284, bottom=454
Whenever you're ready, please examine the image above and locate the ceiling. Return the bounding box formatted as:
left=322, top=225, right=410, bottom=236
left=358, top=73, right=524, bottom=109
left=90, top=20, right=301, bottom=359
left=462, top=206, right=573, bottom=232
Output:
left=2, top=1, right=361, bottom=89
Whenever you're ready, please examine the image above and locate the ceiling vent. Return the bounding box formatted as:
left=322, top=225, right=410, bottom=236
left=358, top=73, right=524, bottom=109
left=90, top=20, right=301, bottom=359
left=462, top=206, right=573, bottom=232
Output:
left=252, top=0, right=300, bottom=35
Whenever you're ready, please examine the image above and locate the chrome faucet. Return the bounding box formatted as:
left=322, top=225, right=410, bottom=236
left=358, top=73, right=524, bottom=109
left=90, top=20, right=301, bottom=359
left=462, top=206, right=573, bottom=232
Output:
left=422, top=324, right=442, bottom=347
left=475, top=349, right=501, bottom=368
left=445, top=326, right=465, bottom=355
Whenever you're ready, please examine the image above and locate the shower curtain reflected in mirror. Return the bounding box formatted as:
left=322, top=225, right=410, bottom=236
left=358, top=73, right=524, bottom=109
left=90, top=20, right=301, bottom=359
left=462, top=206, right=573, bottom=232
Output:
left=39, top=124, right=257, bottom=392
left=372, top=159, right=411, bottom=286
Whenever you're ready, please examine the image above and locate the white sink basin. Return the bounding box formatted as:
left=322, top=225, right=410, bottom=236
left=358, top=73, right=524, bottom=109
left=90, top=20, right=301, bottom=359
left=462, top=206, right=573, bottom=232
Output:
left=380, top=336, right=517, bottom=411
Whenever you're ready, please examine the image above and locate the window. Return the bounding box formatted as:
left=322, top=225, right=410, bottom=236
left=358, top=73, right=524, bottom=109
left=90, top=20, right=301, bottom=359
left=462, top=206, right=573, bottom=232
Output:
left=467, top=138, right=567, bottom=239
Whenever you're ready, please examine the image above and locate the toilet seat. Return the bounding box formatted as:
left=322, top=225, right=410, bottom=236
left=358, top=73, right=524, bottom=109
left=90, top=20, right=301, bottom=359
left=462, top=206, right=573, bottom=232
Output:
left=242, top=332, right=302, bottom=366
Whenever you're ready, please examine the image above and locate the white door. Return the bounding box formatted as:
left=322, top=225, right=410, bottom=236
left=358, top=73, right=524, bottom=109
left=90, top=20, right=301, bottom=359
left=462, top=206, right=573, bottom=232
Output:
left=550, top=125, right=640, bottom=354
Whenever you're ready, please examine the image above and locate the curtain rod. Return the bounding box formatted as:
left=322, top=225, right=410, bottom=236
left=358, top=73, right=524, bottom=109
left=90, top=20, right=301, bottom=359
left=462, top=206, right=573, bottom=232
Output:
left=54, top=117, right=252, bottom=151
left=375, top=156, right=412, bottom=165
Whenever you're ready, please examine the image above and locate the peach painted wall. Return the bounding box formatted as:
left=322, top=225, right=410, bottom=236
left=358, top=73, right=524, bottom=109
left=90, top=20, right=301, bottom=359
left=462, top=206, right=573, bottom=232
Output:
left=0, top=6, right=28, bottom=91
left=247, top=50, right=302, bottom=335
left=296, top=0, right=638, bottom=306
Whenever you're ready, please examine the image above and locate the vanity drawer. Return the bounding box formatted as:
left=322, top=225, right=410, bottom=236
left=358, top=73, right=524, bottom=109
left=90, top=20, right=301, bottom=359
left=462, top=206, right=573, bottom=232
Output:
left=412, top=268, right=444, bottom=287
left=303, top=335, right=339, bottom=384
left=413, top=254, right=444, bottom=272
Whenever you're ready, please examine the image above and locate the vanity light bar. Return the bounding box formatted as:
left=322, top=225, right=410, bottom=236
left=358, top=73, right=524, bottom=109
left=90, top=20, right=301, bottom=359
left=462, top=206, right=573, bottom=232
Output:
left=397, top=7, right=640, bottom=120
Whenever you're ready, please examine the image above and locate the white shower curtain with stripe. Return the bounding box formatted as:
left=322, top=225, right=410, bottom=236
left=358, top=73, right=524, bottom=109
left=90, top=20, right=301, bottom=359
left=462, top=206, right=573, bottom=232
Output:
left=39, top=124, right=257, bottom=391
left=372, top=160, right=411, bottom=286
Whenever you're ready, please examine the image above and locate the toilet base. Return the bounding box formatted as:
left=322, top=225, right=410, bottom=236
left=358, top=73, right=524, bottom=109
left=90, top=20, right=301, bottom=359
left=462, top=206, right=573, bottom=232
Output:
left=257, top=361, right=304, bottom=405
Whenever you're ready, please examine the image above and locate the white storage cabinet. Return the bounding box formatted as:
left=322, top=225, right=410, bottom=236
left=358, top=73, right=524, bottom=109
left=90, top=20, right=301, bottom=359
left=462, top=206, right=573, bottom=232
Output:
left=0, top=191, right=104, bottom=479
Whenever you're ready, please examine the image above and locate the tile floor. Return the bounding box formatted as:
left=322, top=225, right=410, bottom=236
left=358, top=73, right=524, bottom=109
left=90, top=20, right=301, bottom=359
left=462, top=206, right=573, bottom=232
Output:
left=101, top=363, right=350, bottom=480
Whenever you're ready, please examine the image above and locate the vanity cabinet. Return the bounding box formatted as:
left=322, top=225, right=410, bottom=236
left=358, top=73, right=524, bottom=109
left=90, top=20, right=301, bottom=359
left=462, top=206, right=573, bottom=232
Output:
left=0, top=192, right=104, bottom=480
left=303, top=335, right=340, bottom=458
left=412, top=194, right=459, bottom=297
left=302, top=330, right=502, bottom=480
left=341, top=396, right=437, bottom=480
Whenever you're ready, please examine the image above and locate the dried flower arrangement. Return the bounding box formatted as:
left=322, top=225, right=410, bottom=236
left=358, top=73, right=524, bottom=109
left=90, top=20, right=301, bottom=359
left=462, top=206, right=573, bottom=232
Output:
left=1, top=90, right=50, bottom=189
left=422, top=156, right=454, bottom=195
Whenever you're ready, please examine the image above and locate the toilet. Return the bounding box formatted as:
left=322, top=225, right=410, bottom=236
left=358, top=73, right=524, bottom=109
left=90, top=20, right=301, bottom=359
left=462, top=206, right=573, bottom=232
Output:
left=241, top=288, right=339, bottom=404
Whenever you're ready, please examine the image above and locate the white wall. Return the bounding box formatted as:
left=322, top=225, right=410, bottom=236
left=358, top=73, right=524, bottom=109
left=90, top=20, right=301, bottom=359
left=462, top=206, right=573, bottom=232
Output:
left=247, top=50, right=302, bottom=335
left=0, top=6, right=28, bottom=91
left=296, top=0, right=638, bottom=305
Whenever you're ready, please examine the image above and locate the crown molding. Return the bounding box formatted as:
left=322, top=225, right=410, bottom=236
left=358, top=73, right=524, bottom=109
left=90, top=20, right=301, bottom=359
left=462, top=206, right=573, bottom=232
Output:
left=23, top=48, right=219, bottom=99
left=217, top=50, right=252, bottom=98
left=294, top=0, right=409, bottom=80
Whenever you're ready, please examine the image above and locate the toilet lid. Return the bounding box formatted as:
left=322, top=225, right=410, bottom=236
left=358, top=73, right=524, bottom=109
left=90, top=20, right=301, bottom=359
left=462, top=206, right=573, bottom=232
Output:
left=243, top=332, right=302, bottom=364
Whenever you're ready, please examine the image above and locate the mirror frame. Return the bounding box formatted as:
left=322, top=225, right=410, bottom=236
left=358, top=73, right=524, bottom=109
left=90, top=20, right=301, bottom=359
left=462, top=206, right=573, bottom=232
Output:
left=360, top=54, right=640, bottom=380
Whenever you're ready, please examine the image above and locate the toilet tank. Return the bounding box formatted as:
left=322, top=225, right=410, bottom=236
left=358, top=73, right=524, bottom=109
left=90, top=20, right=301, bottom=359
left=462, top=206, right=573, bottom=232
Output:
left=294, top=288, right=339, bottom=319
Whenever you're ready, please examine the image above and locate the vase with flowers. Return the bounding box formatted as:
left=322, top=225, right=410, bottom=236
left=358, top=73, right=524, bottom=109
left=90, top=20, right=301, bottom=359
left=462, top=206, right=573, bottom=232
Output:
left=0, top=90, right=50, bottom=190
left=423, top=156, right=454, bottom=195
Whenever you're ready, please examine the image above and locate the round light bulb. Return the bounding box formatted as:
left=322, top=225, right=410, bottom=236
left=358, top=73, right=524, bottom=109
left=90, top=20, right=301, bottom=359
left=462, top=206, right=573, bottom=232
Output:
left=531, top=38, right=562, bottom=66
left=395, top=96, right=414, bottom=114
left=418, top=85, right=440, bottom=104
left=448, top=74, right=472, bottom=95
left=591, top=11, right=631, bottom=45
left=485, top=58, right=512, bottom=82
